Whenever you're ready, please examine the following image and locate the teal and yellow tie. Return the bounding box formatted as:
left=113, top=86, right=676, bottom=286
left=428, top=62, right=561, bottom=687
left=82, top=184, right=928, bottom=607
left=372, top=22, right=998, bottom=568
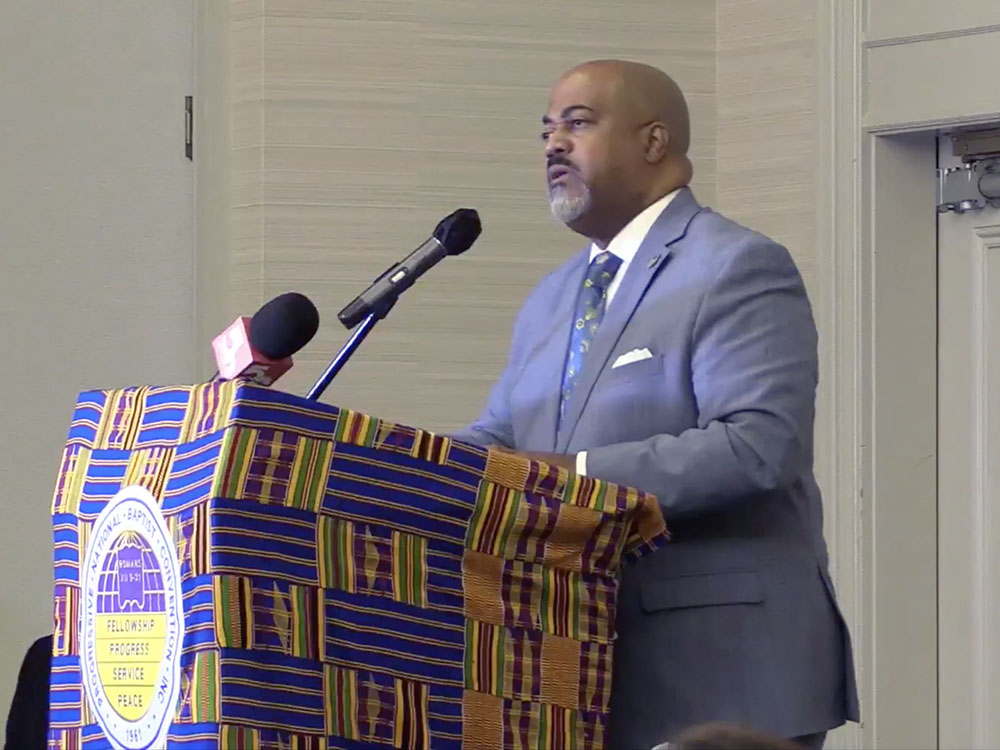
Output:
left=559, top=251, right=623, bottom=421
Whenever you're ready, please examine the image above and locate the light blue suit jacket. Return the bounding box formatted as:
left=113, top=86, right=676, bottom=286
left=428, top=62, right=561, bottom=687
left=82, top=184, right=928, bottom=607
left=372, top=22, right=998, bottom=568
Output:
left=455, top=188, right=859, bottom=745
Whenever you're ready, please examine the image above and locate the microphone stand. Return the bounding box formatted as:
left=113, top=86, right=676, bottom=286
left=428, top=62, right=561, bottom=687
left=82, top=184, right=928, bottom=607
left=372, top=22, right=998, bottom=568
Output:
left=305, top=298, right=397, bottom=401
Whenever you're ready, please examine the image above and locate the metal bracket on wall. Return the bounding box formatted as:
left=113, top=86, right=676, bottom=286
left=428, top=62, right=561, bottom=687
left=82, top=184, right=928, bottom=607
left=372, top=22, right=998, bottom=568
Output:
left=184, top=96, right=193, bottom=161
left=937, top=128, right=1000, bottom=213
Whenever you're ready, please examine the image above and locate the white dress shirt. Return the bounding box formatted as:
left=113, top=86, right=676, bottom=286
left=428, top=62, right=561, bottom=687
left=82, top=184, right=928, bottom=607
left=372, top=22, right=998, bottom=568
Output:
left=575, top=189, right=680, bottom=476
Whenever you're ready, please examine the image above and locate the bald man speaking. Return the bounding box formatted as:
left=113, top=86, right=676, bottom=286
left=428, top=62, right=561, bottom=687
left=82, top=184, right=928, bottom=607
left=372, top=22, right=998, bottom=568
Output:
left=453, top=60, right=858, bottom=748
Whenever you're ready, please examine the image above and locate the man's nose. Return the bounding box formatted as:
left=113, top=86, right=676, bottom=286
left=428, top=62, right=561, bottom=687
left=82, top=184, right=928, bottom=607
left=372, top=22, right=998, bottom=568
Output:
left=545, top=127, right=572, bottom=158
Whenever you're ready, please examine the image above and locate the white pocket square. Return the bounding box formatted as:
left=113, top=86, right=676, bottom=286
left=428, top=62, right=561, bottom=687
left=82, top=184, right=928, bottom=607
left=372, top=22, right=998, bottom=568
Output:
left=611, top=348, right=653, bottom=369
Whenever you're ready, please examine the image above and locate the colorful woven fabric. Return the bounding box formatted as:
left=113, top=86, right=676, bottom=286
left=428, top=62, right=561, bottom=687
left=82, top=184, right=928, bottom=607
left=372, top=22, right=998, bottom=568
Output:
left=49, top=381, right=667, bottom=749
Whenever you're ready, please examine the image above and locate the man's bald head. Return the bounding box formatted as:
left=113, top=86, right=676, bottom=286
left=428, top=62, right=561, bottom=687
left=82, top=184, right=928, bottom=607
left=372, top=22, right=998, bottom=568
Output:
left=542, top=59, right=693, bottom=245
left=559, top=60, right=691, bottom=156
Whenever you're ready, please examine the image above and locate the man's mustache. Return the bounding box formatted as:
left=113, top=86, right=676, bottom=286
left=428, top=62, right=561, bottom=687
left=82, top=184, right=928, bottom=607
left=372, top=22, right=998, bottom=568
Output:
left=547, top=157, right=577, bottom=173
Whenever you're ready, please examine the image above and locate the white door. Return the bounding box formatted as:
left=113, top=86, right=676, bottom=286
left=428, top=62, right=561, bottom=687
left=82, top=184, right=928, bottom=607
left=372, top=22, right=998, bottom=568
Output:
left=937, top=140, right=1000, bottom=749
left=0, top=1, right=195, bottom=715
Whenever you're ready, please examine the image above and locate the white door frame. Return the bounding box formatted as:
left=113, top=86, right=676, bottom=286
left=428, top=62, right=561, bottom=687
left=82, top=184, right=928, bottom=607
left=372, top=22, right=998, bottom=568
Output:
left=819, top=1, right=1000, bottom=746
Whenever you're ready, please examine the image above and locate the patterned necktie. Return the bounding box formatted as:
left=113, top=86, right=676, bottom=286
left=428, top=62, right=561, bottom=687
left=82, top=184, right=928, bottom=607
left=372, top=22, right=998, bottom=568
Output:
left=559, top=251, right=623, bottom=420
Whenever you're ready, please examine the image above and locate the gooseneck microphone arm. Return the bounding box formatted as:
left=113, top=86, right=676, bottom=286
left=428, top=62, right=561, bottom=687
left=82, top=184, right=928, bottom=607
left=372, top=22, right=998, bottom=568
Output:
left=304, top=208, right=482, bottom=401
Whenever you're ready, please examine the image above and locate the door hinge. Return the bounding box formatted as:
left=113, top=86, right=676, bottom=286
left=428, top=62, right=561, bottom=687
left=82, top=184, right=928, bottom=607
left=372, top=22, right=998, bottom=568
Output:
left=184, top=96, right=193, bottom=161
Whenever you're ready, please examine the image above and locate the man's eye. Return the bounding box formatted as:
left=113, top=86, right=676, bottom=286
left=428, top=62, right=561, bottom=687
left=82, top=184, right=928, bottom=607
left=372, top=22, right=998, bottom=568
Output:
left=540, top=131, right=552, bottom=141
left=570, top=119, right=589, bottom=128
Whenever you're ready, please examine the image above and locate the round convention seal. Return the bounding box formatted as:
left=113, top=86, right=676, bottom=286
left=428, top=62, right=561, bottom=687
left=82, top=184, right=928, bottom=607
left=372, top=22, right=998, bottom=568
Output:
left=80, top=485, right=183, bottom=750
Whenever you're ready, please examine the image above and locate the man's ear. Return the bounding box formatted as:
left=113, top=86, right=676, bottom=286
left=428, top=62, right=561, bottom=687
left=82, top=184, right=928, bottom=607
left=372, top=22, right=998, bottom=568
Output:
left=644, top=122, right=670, bottom=164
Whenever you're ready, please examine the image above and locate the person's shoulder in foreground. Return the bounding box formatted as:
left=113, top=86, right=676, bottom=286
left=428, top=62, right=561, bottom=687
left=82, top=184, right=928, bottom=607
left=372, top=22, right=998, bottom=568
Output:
left=662, top=721, right=808, bottom=750
left=5, top=634, right=52, bottom=750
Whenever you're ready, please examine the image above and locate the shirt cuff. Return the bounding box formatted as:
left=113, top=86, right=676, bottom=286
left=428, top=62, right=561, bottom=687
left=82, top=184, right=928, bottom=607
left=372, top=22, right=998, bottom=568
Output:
left=575, top=451, right=588, bottom=476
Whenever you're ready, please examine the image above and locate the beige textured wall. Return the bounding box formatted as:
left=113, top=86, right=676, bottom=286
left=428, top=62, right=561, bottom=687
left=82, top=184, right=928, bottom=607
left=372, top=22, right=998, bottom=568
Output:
left=223, top=0, right=716, bottom=433
left=717, top=0, right=818, bottom=284
left=0, top=1, right=195, bottom=718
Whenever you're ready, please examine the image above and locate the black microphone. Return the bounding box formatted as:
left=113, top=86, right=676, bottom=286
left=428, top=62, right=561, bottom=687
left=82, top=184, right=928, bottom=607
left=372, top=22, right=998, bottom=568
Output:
left=251, top=292, right=320, bottom=359
left=212, top=292, right=320, bottom=385
left=336, top=208, right=482, bottom=329
left=305, top=209, right=482, bottom=400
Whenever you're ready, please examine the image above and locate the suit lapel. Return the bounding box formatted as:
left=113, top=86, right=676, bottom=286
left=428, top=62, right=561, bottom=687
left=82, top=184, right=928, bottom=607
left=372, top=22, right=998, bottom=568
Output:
left=556, top=188, right=703, bottom=452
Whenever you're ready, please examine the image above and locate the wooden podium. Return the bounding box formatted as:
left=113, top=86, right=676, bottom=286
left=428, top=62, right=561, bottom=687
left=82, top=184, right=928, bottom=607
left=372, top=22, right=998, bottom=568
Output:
left=47, top=381, right=666, bottom=749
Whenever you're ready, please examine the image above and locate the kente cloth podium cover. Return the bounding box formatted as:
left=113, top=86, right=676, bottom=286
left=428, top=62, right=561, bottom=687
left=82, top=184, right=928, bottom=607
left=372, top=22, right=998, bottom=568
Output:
left=48, top=381, right=667, bottom=750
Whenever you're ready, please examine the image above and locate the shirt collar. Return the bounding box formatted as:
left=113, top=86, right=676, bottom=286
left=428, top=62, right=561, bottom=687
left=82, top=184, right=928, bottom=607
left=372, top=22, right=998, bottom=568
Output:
left=588, top=188, right=682, bottom=264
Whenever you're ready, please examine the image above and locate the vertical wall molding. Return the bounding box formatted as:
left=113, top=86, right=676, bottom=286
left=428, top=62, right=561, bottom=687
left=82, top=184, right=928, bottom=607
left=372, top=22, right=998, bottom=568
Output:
left=815, top=0, right=864, bottom=747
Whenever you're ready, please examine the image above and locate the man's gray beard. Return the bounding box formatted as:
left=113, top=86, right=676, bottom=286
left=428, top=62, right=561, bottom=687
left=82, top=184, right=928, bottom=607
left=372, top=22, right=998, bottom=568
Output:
left=548, top=184, right=592, bottom=224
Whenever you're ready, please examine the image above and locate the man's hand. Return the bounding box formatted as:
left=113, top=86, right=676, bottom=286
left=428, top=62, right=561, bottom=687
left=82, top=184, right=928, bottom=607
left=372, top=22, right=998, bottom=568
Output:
left=489, top=445, right=576, bottom=472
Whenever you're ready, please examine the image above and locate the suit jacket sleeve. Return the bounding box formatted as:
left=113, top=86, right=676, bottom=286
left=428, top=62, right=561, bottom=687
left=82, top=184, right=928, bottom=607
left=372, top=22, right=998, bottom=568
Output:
left=449, top=306, right=527, bottom=449
left=584, top=238, right=818, bottom=517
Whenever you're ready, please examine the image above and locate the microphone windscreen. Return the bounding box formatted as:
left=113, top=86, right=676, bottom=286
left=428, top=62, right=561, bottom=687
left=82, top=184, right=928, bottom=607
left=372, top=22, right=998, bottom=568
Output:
left=433, top=208, right=482, bottom=256
left=250, top=292, right=320, bottom=359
